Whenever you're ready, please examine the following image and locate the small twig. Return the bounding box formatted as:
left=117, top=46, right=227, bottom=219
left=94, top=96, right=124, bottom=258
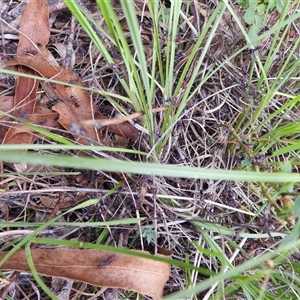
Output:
left=64, top=15, right=76, bottom=69
left=80, top=106, right=171, bottom=128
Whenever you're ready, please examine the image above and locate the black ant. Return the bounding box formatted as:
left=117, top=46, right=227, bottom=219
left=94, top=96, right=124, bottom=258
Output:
left=69, top=95, right=80, bottom=108
left=38, top=119, right=47, bottom=126
left=46, top=98, right=59, bottom=108
left=252, top=153, right=266, bottom=166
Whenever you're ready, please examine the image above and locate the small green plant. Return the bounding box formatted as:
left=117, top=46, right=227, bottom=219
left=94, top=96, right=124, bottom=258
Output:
left=236, top=0, right=283, bottom=46
left=142, top=227, right=159, bottom=245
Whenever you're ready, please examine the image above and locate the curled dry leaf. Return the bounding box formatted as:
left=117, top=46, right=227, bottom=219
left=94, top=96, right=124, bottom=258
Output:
left=2, top=0, right=50, bottom=152
left=5, top=55, right=98, bottom=144
left=0, top=248, right=171, bottom=299
left=0, top=95, right=60, bottom=144
left=2, top=66, right=38, bottom=146
left=3, top=0, right=138, bottom=146
left=0, top=0, right=65, bottom=34
left=16, top=1, right=50, bottom=58
left=6, top=56, right=140, bottom=143
left=27, top=112, right=60, bottom=130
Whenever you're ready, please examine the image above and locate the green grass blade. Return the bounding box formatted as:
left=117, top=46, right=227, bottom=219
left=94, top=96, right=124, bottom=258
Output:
left=1, top=150, right=300, bottom=182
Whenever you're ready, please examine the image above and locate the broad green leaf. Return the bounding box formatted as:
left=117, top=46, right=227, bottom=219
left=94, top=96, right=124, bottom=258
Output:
left=267, top=0, right=278, bottom=10
left=249, top=0, right=257, bottom=9
left=257, top=4, right=266, bottom=15
left=248, top=25, right=259, bottom=46
left=244, top=8, right=255, bottom=24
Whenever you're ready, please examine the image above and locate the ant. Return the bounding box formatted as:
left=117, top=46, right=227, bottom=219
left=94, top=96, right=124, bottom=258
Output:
left=69, top=95, right=80, bottom=108
left=246, top=44, right=264, bottom=56
left=46, top=98, right=59, bottom=108
left=38, top=119, right=47, bottom=126
left=252, top=153, right=266, bottom=166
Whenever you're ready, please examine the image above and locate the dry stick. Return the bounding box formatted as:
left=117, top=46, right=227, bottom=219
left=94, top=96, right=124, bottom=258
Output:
left=80, top=106, right=171, bottom=128
left=64, top=15, right=76, bottom=69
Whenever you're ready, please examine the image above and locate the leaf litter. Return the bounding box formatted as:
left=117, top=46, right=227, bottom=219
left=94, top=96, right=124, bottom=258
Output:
left=1, top=0, right=300, bottom=299
left=0, top=0, right=169, bottom=299
left=0, top=249, right=170, bottom=299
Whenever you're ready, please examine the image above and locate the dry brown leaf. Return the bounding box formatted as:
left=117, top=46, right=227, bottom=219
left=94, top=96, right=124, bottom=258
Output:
left=2, top=0, right=50, bottom=149
left=6, top=56, right=105, bottom=144
left=14, top=0, right=50, bottom=116
left=6, top=56, right=140, bottom=142
left=52, top=101, right=100, bottom=144
left=0, top=96, right=14, bottom=143
left=0, top=95, right=13, bottom=112
left=2, top=66, right=38, bottom=147
left=3, top=124, right=35, bottom=145
left=39, top=195, right=76, bottom=209
left=17, top=0, right=50, bottom=59
left=0, top=249, right=170, bottom=299
left=108, top=121, right=140, bottom=141
left=0, top=95, right=60, bottom=144
left=12, top=65, right=37, bottom=119
left=27, top=112, right=60, bottom=130
left=0, top=90, right=59, bottom=118
left=0, top=0, right=64, bottom=34
left=3, top=0, right=138, bottom=144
